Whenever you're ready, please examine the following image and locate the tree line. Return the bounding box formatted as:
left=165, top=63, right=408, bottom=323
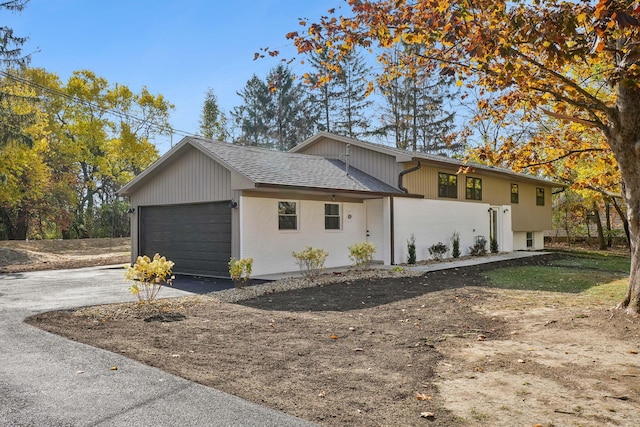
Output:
left=200, top=48, right=461, bottom=155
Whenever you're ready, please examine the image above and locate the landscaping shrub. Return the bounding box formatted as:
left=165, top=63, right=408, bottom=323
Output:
left=490, top=236, right=499, bottom=253
left=428, top=242, right=448, bottom=260
left=124, top=253, right=174, bottom=303
left=348, top=241, right=376, bottom=268
left=407, top=234, right=416, bottom=264
left=229, top=257, right=253, bottom=288
left=451, top=231, right=461, bottom=258
left=292, top=246, right=329, bottom=280
left=469, top=237, right=487, bottom=256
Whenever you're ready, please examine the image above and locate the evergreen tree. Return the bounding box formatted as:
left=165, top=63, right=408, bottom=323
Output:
left=199, top=88, right=228, bottom=141
left=0, top=0, right=32, bottom=150
left=332, top=50, right=373, bottom=139
left=231, top=65, right=319, bottom=150
left=378, top=47, right=459, bottom=155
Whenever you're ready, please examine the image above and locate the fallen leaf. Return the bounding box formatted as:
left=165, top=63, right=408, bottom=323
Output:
left=416, top=392, right=431, bottom=401
left=420, top=411, right=435, bottom=418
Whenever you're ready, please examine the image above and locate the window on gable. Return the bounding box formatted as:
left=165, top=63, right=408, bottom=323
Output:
left=324, top=203, right=341, bottom=230
left=465, top=177, right=482, bottom=200
left=536, top=188, right=545, bottom=206
left=511, top=184, right=519, bottom=203
left=278, top=201, right=297, bottom=230
left=438, top=172, right=457, bottom=198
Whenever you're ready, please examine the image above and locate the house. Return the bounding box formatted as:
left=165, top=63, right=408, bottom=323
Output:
left=118, top=132, right=560, bottom=277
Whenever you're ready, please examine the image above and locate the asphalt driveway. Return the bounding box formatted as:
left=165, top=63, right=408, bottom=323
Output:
left=0, top=266, right=314, bottom=427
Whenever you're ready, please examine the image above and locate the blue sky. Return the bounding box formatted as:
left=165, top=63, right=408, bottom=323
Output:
left=6, top=0, right=341, bottom=153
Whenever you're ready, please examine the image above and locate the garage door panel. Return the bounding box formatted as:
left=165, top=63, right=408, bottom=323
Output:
left=139, top=202, right=231, bottom=277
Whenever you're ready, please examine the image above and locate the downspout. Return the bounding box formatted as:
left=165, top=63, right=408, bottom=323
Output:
left=398, top=161, right=421, bottom=193
left=390, top=196, right=395, bottom=265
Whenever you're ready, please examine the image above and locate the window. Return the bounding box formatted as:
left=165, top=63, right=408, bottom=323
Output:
left=511, top=184, right=519, bottom=203
left=536, top=188, right=545, bottom=206
left=324, top=203, right=341, bottom=230
left=438, top=172, right=457, bottom=198
left=465, top=177, right=482, bottom=200
left=526, top=232, right=534, bottom=248
left=278, top=201, right=297, bottom=230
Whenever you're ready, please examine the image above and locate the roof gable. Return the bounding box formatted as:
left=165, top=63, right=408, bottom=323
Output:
left=119, top=136, right=404, bottom=197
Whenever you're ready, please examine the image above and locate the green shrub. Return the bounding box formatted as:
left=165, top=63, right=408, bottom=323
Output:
left=451, top=231, right=461, bottom=258
left=428, top=242, right=448, bottom=260
left=348, top=241, right=376, bottom=268
left=469, top=237, right=487, bottom=256
left=124, top=253, right=174, bottom=303
left=229, top=257, right=253, bottom=288
left=407, top=234, right=416, bottom=264
left=490, top=237, right=499, bottom=253
left=292, top=246, right=329, bottom=280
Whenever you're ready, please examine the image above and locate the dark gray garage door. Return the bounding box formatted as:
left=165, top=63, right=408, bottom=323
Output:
left=139, top=202, right=231, bottom=277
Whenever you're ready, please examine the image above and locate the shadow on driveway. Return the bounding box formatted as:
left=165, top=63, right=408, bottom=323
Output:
left=171, top=275, right=269, bottom=295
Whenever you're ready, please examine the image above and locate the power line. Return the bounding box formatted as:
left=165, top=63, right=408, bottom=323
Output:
left=0, top=70, right=198, bottom=142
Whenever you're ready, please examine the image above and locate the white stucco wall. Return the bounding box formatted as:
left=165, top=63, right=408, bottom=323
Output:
left=240, top=196, right=367, bottom=275
left=513, top=231, right=545, bottom=250
left=393, top=198, right=513, bottom=264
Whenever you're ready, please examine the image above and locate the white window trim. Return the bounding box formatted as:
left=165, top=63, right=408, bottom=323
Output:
left=324, top=202, right=342, bottom=232
left=277, top=200, right=299, bottom=232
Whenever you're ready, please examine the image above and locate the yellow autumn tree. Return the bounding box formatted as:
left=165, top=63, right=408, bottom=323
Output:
left=284, top=0, right=640, bottom=314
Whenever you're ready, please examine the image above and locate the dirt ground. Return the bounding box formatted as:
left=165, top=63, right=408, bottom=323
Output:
left=23, top=251, right=640, bottom=427
left=0, top=237, right=130, bottom=273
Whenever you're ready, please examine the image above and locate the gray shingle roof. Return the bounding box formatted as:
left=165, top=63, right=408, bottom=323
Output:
left=189, top=137, right=401, bottom=194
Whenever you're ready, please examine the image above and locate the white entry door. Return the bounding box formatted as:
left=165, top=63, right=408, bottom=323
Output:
left=365, top=198, right=384, bottom=261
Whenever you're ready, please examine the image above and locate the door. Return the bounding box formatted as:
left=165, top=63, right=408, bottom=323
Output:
left=139, top=202, right=231, bottom=277
left=489, top=206, right=500, bottom=252
left=365, top=198, right=384, bottom=261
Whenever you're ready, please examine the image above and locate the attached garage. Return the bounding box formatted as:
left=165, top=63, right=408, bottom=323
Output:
left=139, top=202, right=231, bottom=277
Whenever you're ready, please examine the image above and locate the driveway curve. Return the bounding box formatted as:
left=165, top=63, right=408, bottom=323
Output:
left=0, top=266, right=314, bottom=427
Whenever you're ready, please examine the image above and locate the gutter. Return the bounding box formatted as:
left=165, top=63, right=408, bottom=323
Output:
left=398, top=161, right=421, bottom=193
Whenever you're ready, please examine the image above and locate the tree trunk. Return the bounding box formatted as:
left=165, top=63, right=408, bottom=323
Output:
left=609, top=84, right=640, bottom=314
left=611, top=197, right=631, bottom=249
left=605, top=203, right=612, bottom=247
left=592, top=201, right=607, bottom=250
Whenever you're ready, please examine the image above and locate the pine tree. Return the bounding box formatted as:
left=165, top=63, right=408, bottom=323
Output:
left=231, top=66, right=319, bottom=150
left=199, top=88, right=228, bottom=141
left=332, top=50, right=373, bottom=139
left=377, top=47, right=459, bottom=155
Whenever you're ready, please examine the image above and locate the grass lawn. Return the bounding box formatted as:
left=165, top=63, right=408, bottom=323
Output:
left=483, top=251, right=630, bottom=302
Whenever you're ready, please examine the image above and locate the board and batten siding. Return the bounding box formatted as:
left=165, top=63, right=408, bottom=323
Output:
left=240, top=195, right=367, bottom=275
left=296, top=136, right=403, bottom=189
left=127, top=145, right=241, bottom=263
left=130, top=145, right=233, bottom=206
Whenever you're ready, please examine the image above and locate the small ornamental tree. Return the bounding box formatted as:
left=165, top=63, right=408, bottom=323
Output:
left=292, top=246, right=329, bottom=280
left=124, top=253, right=174, bottom=303
left=348, top=241, right=376, bottom=269
left=229, top=257, right=253, bottom=288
